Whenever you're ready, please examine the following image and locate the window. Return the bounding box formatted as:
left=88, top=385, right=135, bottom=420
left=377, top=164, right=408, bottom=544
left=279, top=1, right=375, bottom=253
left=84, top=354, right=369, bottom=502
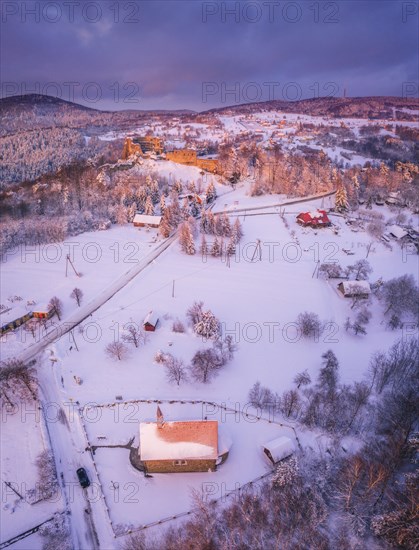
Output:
left=173, top=460, right=187, bottom=466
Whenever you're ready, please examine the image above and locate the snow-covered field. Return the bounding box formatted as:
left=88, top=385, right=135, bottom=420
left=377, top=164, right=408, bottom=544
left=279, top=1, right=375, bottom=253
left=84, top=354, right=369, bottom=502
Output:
left=1, top=170, right=418, bottom=547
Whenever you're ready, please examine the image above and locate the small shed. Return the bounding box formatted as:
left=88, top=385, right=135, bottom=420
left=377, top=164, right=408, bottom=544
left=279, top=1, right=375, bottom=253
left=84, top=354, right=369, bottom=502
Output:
left=296, top=210, right=331, bottom=228
left=143, top=311, right=159, bottom=332
left=133, top=214, right=162, bottom=228
left=262, top=436, right=295, bottom=464
left=388, top=225, right=407, bottom=240
left=338, top=280, right=371, bottom=298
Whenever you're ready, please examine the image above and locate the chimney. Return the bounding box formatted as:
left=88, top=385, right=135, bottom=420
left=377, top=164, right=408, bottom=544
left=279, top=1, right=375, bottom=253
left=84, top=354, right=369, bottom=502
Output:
left=156, top=406, right=164, bottom=429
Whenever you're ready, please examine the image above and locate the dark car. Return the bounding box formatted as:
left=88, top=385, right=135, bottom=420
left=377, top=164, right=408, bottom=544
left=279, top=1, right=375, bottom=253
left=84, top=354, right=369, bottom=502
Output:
left=76, top=467, right=90, bottom=488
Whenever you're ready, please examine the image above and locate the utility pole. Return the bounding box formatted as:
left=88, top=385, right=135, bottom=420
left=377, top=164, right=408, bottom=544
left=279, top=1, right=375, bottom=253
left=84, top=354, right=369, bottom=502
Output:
left=70, top=330, right=79, bottom=351
left=172, top=280, right=175, bottom=298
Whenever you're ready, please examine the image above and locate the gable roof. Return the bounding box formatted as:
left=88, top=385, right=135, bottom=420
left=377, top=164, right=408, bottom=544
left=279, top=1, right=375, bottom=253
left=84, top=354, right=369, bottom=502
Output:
left=139, top=420, right=218, bottom=461
left=340, top=280, right=371, bottom=295
left=263, top=436, right=295, bottom=462
left=143, top=310, right=159, bottom=326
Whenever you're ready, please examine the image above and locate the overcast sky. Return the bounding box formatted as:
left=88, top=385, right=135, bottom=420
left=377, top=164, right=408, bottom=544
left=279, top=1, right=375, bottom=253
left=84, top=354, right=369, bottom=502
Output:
left=1, top=0, right=418, bottom=111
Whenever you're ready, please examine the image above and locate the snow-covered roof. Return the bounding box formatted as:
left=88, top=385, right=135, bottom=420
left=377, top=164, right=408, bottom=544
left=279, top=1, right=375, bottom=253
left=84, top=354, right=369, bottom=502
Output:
left=388, top=225, right=407, bottom=239
left=139, top=420, right=218, bottom=461
left=263, top=436, right=295, bottom=463
left=340, top=280, right=371, bottom=295
left=143, top=310, right=159, bottom=326
left=133, top=214, right=162, bottom=226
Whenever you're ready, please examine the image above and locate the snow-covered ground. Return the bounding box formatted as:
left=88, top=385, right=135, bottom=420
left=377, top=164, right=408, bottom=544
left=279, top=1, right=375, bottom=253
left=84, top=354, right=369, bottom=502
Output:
left=1, top=170, right=418, bottom=547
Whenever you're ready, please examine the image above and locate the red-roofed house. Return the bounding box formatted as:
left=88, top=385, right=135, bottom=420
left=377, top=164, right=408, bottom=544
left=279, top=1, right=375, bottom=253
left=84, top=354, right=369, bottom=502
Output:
left=296, top=210, right=331, bottom=228
left=139, top=419, right=219, bottom=473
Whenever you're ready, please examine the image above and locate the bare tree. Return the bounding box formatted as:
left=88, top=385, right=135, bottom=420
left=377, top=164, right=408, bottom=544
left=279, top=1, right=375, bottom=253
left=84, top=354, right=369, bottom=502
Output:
left=122, top=322, right=146, bottom=348
left=381, top=274, right=418, bottom=321
left=279, top=389, right=301, bottom=418
left=189, top=348, right=222, bottom=383
left=105, top=341, right=129, bottom=361
left=48, top=296, right=63, bottom=320
left=294, top=370, right=311, bottom=389
left=70, top=287, right=83, bottom=307
left=346, top=259, right=372, bottom=281
left=0, top=358, right=37, bottom=403
left=163, top=354, right=188, bottom=386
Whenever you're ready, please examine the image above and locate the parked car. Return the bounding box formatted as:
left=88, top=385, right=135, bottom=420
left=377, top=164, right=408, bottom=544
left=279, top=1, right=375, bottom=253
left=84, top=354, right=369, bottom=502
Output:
left=76, top=467, right=90, bottom=488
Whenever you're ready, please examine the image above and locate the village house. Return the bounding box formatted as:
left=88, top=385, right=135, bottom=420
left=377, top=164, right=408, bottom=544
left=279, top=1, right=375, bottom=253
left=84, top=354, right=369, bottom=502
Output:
left=338, top=280, right=371, bottom=298
left=133, top=214, right=162, bottom=229
left=143, top=311, right=159, bottom=332
left=138, top=408, right=219, bottom=473
left=296, top=210, right=331, bottom=228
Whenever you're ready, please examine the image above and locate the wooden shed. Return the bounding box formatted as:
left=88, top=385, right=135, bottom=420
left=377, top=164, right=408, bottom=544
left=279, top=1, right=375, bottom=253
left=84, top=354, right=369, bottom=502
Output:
left=143, top=311, right=159, bottom=332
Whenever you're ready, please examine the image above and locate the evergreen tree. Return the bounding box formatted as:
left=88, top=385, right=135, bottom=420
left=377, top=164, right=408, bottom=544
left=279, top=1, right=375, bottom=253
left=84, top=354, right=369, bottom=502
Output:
left=200, top=208, right=208, bottom=233
left=211, top=237, right=221, bottom=257
left=159, top=194, right=166, bottom=215
left=179, top=221, right=195, bottom=255
left=335, top=184, right=349, bottom=211
left=206, top=181, right=216, bottom=203
left=144, top=196, right=154, bottom=216
left=231, top=218, right=244, bottom=243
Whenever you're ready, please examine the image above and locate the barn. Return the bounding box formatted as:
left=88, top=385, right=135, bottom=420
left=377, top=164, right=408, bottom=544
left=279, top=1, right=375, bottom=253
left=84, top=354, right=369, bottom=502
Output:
left=262, top=436, right=295, bottom=464
left=296, top=210, right=331, bottom=228
left=138, top=411, right=219, bottom=473
left=143, top=311, right=159, bottom=332
left=338, top=280, right=371, bottom=298
left=133, top=214, right=162, bottom=228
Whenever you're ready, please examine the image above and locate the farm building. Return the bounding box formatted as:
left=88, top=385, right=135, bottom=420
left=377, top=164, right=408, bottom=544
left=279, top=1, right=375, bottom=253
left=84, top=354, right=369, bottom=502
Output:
left=133, top=214, right=162, bottom=229
left=138, top=411, right=219, bottom=473
left=338, top=280, right=371, bottom=298
left=143, top=311, right=159, bottom=332
left=296, top=210, right=331, bottom=228
left=262, top=436, right=295, bottom=464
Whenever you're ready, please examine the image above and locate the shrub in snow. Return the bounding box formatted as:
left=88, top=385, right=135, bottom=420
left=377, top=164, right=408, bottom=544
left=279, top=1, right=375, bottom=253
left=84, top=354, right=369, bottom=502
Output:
left=39, top=513, right=71, bottom=550
left=172, top=319, right=185, bottom=333
left=272, top=456, right=299, bottom=487
left=194, top=310, right=220, bottom=340
left=27, top=450, right=59, bottom=503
